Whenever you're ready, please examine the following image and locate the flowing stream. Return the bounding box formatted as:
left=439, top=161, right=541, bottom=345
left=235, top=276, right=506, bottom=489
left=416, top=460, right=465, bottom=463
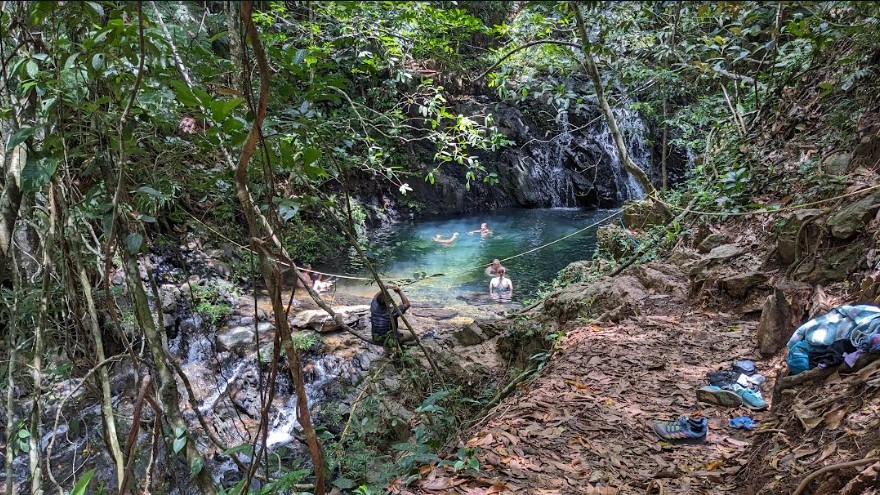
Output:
left=326, top=208, right=618, bottom=303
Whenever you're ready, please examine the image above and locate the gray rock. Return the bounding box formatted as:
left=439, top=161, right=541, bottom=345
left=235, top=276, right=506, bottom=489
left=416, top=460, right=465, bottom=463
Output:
left=827, top=191, right=880, bottom=239
left=822, top=152, right=852, bottom=175
left=413, top=308, right=459, bottom=320
left=796, top=241, right=866, bottom=284
left=162, top=314, right=176, bottom=329
left=290, top=305, right=370, bottom=332
left=686, top=244, right=747, bottom=278
left=697, top=233, right=728, bottom=254
left=159, top=284, right=178, bottom=312
left=705, top=244, right=748, bottom=261
left=721, top=272, right=769, bottom=298
left=354, top=353, right=370, bottom=371
left=622, top=199, right=670, bottom=230
left=452, top=324, right=487, bottom=346
left=217, top=326, right=256, bottom=351
left=239, top=316, right=254, bottom=326
left=257, top=322, right=274, bottom=334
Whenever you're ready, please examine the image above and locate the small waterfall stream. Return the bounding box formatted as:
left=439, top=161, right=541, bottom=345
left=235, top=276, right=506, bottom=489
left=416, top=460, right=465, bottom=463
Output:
left=513, top=102, right=653, bottom=208
left=596, top=107, right=652, bottom=201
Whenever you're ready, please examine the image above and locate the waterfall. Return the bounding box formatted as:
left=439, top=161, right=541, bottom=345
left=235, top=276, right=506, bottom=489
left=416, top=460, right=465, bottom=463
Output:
left=514, top=102, right=653, bottom=207
left=594, top=107, right=652, bottom=202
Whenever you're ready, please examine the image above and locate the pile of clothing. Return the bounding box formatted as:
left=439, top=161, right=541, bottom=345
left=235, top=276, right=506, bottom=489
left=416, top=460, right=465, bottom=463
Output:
left=786, top=305, right=880, bottom=375
left=697, top=359, right=768, bottom=410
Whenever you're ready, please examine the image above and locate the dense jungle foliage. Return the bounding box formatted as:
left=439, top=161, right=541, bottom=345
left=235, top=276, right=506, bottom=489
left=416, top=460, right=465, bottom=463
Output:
left=1, top=1, right=879, bottom=494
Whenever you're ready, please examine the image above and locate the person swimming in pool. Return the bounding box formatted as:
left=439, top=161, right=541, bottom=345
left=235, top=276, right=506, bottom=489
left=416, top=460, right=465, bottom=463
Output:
left=489, top=267, right=513, bottom=302
left=468, top=222, right=492, bottom=237
left=433, top=232, right=459, bottom=245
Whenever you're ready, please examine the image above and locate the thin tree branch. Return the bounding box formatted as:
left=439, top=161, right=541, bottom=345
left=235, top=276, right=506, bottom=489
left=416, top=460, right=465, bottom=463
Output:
left=473, top=39, right=583, bottom=82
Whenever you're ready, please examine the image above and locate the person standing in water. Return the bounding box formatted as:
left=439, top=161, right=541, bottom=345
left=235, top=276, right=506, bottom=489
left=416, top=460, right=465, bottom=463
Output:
left=485, top=258, right=504, bottom=277
left=468, top=222, right=492, bottom=236
left=489, top=267, right=513, bottom=301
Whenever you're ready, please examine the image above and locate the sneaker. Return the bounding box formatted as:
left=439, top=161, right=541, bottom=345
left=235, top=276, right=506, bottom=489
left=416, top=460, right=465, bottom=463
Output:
left=696, top=386, right=743, bottom=407
left=731, top=384, right=768, bottom=410
left=652, top=416, right=708, bottom=444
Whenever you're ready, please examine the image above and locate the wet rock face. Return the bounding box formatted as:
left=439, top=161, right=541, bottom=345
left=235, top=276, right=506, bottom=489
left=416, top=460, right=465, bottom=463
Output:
left=355, top=85, right=691, bottom=220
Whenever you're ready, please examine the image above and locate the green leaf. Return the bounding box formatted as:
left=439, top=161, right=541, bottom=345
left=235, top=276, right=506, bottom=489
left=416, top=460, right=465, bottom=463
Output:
left=85, top=2, right=104, bottom=17
left=17, top=429, right=30, bottom=439
left=70, top=469, right=96, bottom=495
left=223, top=443, right=254, bottom=456
left=190, top=456, right=205, bottom=476
left=125, top=233, right=143, bottom=254
left=19, top=440, right=29, bottom=453
left=91, top=53, right=104, bottom=70
left=213, top=98, right=244, bottom=122
left=136, top=214, right=157, bottom=223
left=169, top=80, right=199, bottom=107
left=25, top=60, right=38, bottom=78
left=21, top=157, right=58, bottom=192
left=302, top=146, right=321, bottom=166
left=7, top=127, right=36, bottom=149
left=172, top=435, right=187, bottom=454
left=135, top=186, right=163, bottom=198
left=332, top=478, right=357, bottom=490
left=276, top=199, right=299, bottom=222
left=207, top=30, right=229, bottom=43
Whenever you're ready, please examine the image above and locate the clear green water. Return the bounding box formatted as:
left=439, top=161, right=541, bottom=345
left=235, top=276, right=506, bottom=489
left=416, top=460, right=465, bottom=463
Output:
left=324, top=208, right=618, bottom=303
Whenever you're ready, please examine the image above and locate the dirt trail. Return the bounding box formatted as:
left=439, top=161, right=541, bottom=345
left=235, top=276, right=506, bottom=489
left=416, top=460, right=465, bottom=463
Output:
left=407, top=265, right=770, bottom=495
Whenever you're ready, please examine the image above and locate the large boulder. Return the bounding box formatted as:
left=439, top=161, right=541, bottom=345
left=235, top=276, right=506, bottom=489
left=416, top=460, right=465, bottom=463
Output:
left=290, top=305, right=370, bottom=332
left=685, top=244, right=748, bottom=278
left=596, top=224, right=636, bottom=262
left=217, top=326, right=256, bottom=352
left=542, top=275, right=649, bottom=323
left=827, top=191, right=880, bottom=239
left=821, top=152, right=852, bottom=175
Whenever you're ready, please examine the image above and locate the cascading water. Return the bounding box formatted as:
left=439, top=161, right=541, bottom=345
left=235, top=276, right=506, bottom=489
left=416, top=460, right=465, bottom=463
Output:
left=594, top=106, right=652, bottom=202
left=524, top=111, right=578, bottom=207
left=513, top=101, right=653, bottom=207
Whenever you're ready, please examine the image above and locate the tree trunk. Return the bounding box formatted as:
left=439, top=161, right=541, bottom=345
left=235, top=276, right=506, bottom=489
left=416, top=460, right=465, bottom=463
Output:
left=5, top=254, right=19, bottom=495
left=571, top=3, right=656, bottom=197
left=29, top=183, right=57, bottom=495
left=62, top=189, right=126, bottom=489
